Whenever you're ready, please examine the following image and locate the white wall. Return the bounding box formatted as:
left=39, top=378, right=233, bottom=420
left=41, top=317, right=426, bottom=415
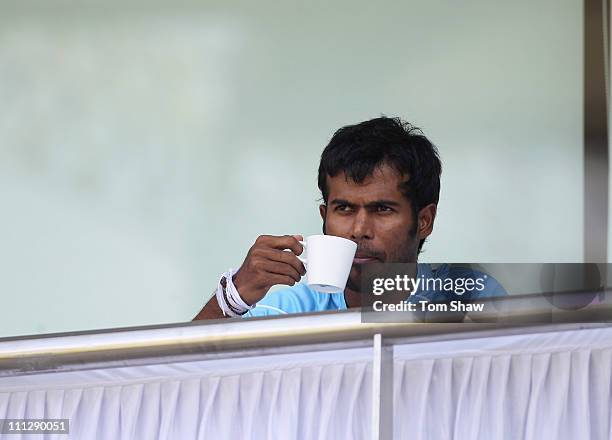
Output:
left=0, top=0, right=586, bottom=336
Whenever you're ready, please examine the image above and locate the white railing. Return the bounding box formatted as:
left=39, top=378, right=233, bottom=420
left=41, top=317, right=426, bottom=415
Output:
left=1, top=293, right=611, bottom=439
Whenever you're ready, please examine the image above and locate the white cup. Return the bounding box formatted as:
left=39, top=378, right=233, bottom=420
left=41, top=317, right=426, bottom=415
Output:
left=298, top=235, right=357, bottom=293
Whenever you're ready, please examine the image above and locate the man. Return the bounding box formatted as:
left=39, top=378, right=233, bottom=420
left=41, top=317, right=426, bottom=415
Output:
left=194, top=116, right=504, bottom=320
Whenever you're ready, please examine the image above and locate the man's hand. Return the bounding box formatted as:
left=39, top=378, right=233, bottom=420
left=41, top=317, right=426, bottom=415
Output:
left=192, top=234, right=306, bottom=320
left=233, top=234, right=306, bottom=306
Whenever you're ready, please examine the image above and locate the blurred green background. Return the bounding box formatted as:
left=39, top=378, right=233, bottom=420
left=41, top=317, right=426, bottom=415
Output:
left=0, top=0, right=603, bottom=336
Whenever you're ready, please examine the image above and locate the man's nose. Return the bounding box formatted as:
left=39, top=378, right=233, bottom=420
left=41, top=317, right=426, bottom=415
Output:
left=350, top=210, right=374, bottom=240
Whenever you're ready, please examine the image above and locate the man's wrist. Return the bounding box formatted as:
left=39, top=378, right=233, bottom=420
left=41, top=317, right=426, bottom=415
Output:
left=231, top=273, right=256, bottom=307
left=216, top=269, right=255, bottom=317
left=221, top=276, right=246, bottom=315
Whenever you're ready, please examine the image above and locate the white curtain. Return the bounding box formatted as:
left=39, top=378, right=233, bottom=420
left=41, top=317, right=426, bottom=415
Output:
left=1, top=325, right=611, bottom=439
left=393, top=326, right=612, bottom=439
left=0, top=348, right=373, bottom=440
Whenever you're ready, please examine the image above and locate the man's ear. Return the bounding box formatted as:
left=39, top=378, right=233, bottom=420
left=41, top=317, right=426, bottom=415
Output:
left=319, top=204, right=327, bottom=220
left=417, top=203, right=437, bottom=240
left=319, top=204, right=327, bottom=234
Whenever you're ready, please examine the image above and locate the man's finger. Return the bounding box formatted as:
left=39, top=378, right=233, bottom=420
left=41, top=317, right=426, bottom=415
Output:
left=258, top=248, right=306, bottom=276
left=259, top=259, right=303, bottom=283
left=265, top=235, right=304, bottom=255
left=265, top=273, right=298, bottom=288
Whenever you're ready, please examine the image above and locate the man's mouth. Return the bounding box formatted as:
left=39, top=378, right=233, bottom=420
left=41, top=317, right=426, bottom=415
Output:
left=353, top=253, right=380, bottom=264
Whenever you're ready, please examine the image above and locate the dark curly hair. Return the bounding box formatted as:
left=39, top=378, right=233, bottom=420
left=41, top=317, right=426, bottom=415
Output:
left=318, top=116, right=442, bottom=252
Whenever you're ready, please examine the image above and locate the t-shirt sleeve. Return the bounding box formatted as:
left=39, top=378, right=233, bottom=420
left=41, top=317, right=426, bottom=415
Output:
left=242, top=291, right=290, bottom=318
left=241, top=285, right=316, bottom=318
left=436, top=265, right=508, bottom=300
left=459, top=269, right=508, bottom=300
left=478, top=273, right=508, bottom=297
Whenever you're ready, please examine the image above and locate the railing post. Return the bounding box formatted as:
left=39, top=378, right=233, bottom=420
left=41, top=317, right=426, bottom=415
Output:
left=371, top=333, right=394, bottom=440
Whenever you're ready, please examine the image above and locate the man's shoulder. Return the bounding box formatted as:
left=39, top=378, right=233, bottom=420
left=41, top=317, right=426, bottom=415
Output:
left=428, top=264, right=507, bottom=298
left=243, top=283, right=346, bottom=317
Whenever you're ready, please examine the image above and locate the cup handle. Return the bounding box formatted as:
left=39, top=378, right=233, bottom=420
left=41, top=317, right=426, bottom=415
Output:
left=298, top=240, right=307, bottom=268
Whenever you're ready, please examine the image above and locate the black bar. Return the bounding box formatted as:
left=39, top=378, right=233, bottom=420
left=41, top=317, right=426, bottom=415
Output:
left=584, top=0, right=610, bottom=262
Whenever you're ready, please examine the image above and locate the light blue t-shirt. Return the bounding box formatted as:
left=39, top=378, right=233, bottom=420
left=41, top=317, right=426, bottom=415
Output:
left=243, top=263, right=506, bottom=317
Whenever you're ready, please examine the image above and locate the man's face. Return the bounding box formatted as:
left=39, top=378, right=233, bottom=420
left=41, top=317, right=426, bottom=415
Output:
left=320, top=163, right=435, bottom=292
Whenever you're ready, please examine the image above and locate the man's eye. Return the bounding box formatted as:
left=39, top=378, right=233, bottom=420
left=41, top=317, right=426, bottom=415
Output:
left=377, top=205, right=392, bottom=212
left=335, top=205, right=352, bottom=212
